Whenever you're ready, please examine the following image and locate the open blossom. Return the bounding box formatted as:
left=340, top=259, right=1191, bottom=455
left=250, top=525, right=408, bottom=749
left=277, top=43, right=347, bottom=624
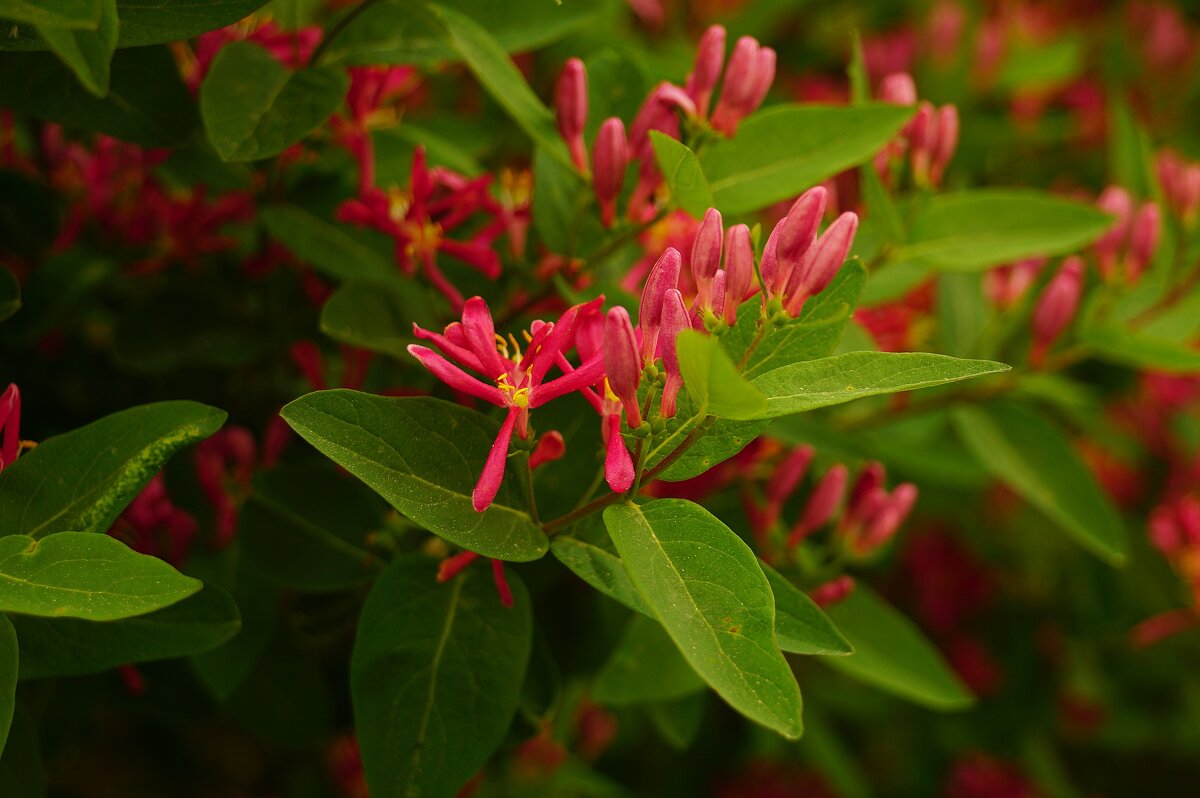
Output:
left=182, top=20, right=322, bottom=90
left=337, top=147, right=503, bottom=308
left=409, top=296, right=605, bottom=510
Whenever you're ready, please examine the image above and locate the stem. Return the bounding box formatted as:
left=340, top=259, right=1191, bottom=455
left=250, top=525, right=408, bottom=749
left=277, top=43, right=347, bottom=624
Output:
left=308, top=0, right=384, bottom=67
left=572, top=466, right=607, bottom=510
left=640, top=416, right=715, bottom=484
left=736, top=314, right=770, bottom=370
left=543, top=492, right=624, bottom=535
left=520, top=454, right=540, bottom=525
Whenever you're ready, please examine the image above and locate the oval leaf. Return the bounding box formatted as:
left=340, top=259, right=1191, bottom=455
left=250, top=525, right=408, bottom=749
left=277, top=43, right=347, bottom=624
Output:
left=0, top=532, right=201, bottom=621
left=279, top=390, right=548, bottom=561
left=751, top=352, right=1010, bottom=418
left=677, top=329, right=767, bottom=420
left=760, top=561, right=852, bottom=656
left=593, top=614, right=706, bottom=705
left=352, top=555, right=532, bottom=798
left=0, top=615, right=15, bottom=753
left=603, top=499, right=803, bottom=739
left=649, top=132, right=714, bottom=219
left=34, top=0, right=117, bottom=97
left=0, top=400, right=227, bottom=539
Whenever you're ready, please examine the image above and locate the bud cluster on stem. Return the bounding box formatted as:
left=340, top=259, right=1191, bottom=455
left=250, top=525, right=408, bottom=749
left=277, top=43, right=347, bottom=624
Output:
left=1092, top=185, right=1161, bottom=282
left=760, top=187, right=860, bottom=317
left=875, top=71, right=959, bottom=188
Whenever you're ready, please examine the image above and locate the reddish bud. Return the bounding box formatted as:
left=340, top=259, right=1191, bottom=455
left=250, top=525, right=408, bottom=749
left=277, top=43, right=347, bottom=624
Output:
left=593, top=117, right=628, bottom=228
left=529, top=431, right=566, bottom=470
left=809, top=575, right=855, bottom=608
left=1031, top=256, right=1084, bottom=364
left=438, top=550, right=480, bottom=582
left=604, top=413, right=635, bottom=493
left=788, top=464, right=848, bottom=547
left=687, top=25, right=727, bottom=116
left=1127, top=202, right=1161, bottom=280
left=722, top=224, right=755, bottom=323
left=785, top=212, right=858, bottom=316
left=857, top=482, right=918, bottom=553
left=638, top=247, right=682, bottom=362
left=758, top=224, right=782, bottom=297
left=711, top=36, right=762, bottom=134
left=659, top=288, right=690, bottom=417
left=604, top=306, right=643, bottom=427
left=773, top=186, right=829, bottom=294
left=556, top=58, right=589, bottom=172
left=878, top=72, right=918, bottom=105
left=0, top=383, right=20, bottom=471
left=746, top=46, right=776, bottom=114
left=691, top=207, right=724, bottom=307
left=1093, top=186, right=1134, bottom=277
left=847, top=462, right=886, bottom=518
left=931, top=104, right=959, bottom=185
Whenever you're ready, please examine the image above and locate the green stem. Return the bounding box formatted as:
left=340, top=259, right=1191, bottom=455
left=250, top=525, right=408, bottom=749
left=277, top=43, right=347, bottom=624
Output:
left=308, top=0, right=385, bottom=67
left=520, top=454, right=540, bottom=525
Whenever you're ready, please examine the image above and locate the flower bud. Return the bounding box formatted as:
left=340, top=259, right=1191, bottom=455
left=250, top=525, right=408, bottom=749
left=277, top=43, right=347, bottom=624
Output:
left=909, top=101, right=937, bottom=185
left=1093, top=186, right=1134, bottom=277
left=1031, top=256, right=1084, bottom=366
left=593, top=117, right=628, bottom=228
left=604, top=306, right=643, bottom=427
left=691, top=207, right=724, bottom=307
left=711, top=36, right=761, bottom=134
left=638, top=247, right=682, bottom=362
left=604, top=413, right=635, bottom=492
left=788, top=463, right=848, bottom=547
left=758, top=223, right=782, bottom=298
left=784, top=212, right=858, bottom=316
left=687, top=24, right=727, bottom=116
left=1127, top=202, right=1161, bottom=281
left=529, top=430, right=566, bottom=470
left=659, top=288, right=690, bottom=417
left=931, top=104, right=959, bottom=185
left=809, top=575, right=855, bottom=608
left=722, top=224, right=755, bottom=324
left=745, top=46, right=776, bottom=115
left=856, top=482, right=918, bottom=554
left=556, top=58, right=588, bottom=172
left=0, top=383, right=20, bottom=471
left=878, top=72, right=918, bottom=105
left=765, top=445, right=813, bottom=526
left=773, top=186, right=828, bottom=294
left=847, top=461, right=886, bottom=520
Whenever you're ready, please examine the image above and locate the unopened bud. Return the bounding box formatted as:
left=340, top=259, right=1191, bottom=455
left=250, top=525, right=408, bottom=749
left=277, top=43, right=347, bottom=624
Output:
left=1127, top=202, right=1161, bottom=281
left=787, top=463, right=848, bottom=547
left=604, top=413, right=635, bottom=492
left=604, top=306, right=643, bottom=427
left=556, top=58, right=588, bottom=172
left=931, top=104, right=959, bottom=185
left=878, top=72, right=918, bottom=105
left=529, top=430, right=566, bottom=470
left=593, top=117, right=628, bottom=228
left=1031, top=256, right=1084, bottom=366
left=784, top=212, right=858, bottom=316
left=687, top=24, right=727, bottom=117
left=711, top=36, right=761, bottom=135
left=809, top=575, right=856, bottom=608
left=691, top=207, right=724, bottom=307
left=773, top=186, right=829, bottom=295
left=659, top=288, right=690, bottom=417
left=638, top=247, right=682, bottom=362
left=723, top=224, right=755, bottom=324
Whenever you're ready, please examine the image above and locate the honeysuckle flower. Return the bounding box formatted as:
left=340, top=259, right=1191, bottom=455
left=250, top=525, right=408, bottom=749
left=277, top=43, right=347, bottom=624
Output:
left=335, top=65, right=420, bottom=193
left=1093, top=186, right=1135, bottom=277
left=659, top=288, right=690, bottom=418
left=809, top=575, right=855, bottom=608
left=1030, top=256, right=1084, bottom=366
left=109, top=473, right=199, bottom=566
left=762, top=445, right=814, bottom=532
left=183, top=20, right=322, bottom=90
left=195, top=426, right=258, bottom=547
left=691, top=208, right=723, bottom=310
left=710, top=35, right=776, bottom=136
left=685, top=25, right=727, bottom=117
left=593, top=118, right=628, bottom=228
left=1, top=383, right=21, bottom=472
left=556, top=58, right=589, bottom=172
left=1157, top=149, right=1200, bottom=223
left=875, top=73, right=959, bottom=187
left=985, top=257, right=1046, bottom=309
left=337, top=147, right=502, bottom=308
left=787, top=463, right=848, bottom=547
left=638, top=247, right=683, bottom=363
left=409, top=295, right=605, bottom=510
left=529, top=431, right=566, bottom=470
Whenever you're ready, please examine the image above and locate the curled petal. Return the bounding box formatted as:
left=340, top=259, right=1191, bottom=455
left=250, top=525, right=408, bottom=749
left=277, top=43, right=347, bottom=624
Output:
left=473, top=409, right=519, bottom=512
left=407, top=345, right=505, bottom=406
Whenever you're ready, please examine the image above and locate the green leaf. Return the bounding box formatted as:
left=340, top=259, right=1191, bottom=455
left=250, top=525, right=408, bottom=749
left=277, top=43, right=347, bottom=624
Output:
left=603, top=499, right=803, bottom=738
left=952, top=403, right=1128, bottom=565
left=822, top=584, right=974, bottom=710
left=0, top=615, right=15, bottom=754
left=117, top=0, right=272, bottom=46
left=1108, top=96, right=1156, bottom=198
left=593, top=614, right=706, bottom=705
left=352, top=555, right=532, bottom=798
left=0, top=269, right=20, bottom=323
left=550, top=534, right=652, bottom=616
left=0, top=0, right=98, bottom=28
left=532, top=144, right=590, bottom=255
left=895, top=190, right=1112, bottom=271
left=239, top=466, right=385, bottom=592
left=431, top=3, right=574, bottom=171
left=280, top=391, right=548, bottom=561
left=260, top=205, right=396, bottom=284
left=676, top=329, right=767, bottom=420
left=0, top=46, right=196, bottom=146
left=34, top=0, right=116, bottom=96
left=760, top=561, right=852, bottom=656
left=648, top=694, right=706, bottom=751
left=750, top=352, right=1010, bottom=418
left=995, top=35, right=1083, bottom=91
left=1080, top=323, right=1200, bottom=373
left=0, top=400, right=227, bottom=539
left=320, top=279, right=441, bottom=358
left=0, top=532, right=201, bottom=621
left=650, top=132, right=714, bottom=219
left=200, top=41, right=348, bottom=161
left=322, top=0, right=601, bottom=66
left=701, top=104, right=913, bottom=215
left=937, top=272, right=988, bottom=357
left=189, top=550, right=278, bottom=699
left=12, top=584, right=240, bottom=678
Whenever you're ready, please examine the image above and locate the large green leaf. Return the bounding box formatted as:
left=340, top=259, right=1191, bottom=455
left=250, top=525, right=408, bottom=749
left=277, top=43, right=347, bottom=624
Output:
left=0, top=0, right=98, bottom=28
left=952, top=403, right=1128, bottom=565
left=895, top=190, right=1112, bottom=271
left=0, top=46, right=196, bottom=146
left=0, top=615, right=15, bottom=754
left=0, top=401, right=226, bottom=539
left=822, top=584, right=973, bottom=710
left=593, top=614, right=706, bottom=705
left=200, top=41, right=348, bottom=161
left=260, top=205, right=396, bottom=284
left=239, top=466, right=385, bottom=592
left=550, top=534, right=651, bottom=616
left=0, top=532, right=200, bottom=621
left=676, top=330, right=767, bottom=420
left=650, top=132, right=714, bottom=219
left=751, top=352, right=1010, bottom=418
left=701, top=104, right=913, bottom=215
left=34, top=0, right=116, bottom=96
left=12, top=585, right=240, bottom=678
left=1081, top=323, right=1200, bottom=373
left=320, top=279, right=441, bottom=358
left=760, top=561, right=852, bottom=656
left=352, top=555, right=531, bottom=798
left=116, top=0, right=271, bottom=46
left=432, top=4, right=574, bottom=170
left=532, top=144, right=590, bottom=255
left=280, top=391, right=548, bottom=561
left=603, top=499, right=803, bottom=738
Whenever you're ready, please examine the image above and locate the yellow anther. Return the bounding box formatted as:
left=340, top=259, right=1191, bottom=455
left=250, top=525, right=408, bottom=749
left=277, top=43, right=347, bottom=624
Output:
left=603, top=378, right=619, bottom=403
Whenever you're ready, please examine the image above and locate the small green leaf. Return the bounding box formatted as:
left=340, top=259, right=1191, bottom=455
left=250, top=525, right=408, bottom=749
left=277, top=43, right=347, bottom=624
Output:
left=35, top=0, right=117, bottom=96
left=0, top=268, right=20, bottom=323
left=0, top=0, right=98, bottom=28
left=751, top=352, right=1010, bottom=418
left=280, top=391, right=548, bottom=561
left=550, top=534, right=651, bottom=616
left=701, top=104, right=913, bottom=215
left=12, top=585, right=240, bottom=678
left=952, top=403, right=1127, bottom=565
left=431, top=3, right=574, bottom=170
left=0, top=400, right=226, bottom=539
left=0, top=615, right=15, bottom=754
left=1108, top=97, right=1156, bottom=199
left=760, top=561, right=852, bottom=656
left=603, top=499, right=803, bottom=739
left=0, top=533, right=201, bottom=621
left=676, top=329, right=767, bottom=420
left=822, top=584, right=974, bottom=710
left=352, top=555, right=532, bottom=798
left=1081, top=323, right=1200, bottom=373
left=895, top=190, right=1112, bottom=271
left=201, top=41, right=348, bottom=161
left=320, top=279, right=441, bottom=358
left=593, top=614, right=706, bottom=705
left=261, top=205, right=397, bottom=284
left=649, top=132, right=714, bottom=219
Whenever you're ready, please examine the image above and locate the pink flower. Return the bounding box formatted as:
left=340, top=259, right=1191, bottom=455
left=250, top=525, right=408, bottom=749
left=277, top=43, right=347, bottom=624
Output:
left=409, top=296, right=605, bottom=510
left=1030, top=256, right=1084, bottom=366
left=0, top=383, right=20, bottom=472
left=109, top=473, right=199, bottom=566
left=787, top=464, right=848, bottom=547
left=556, top=58, right=589, bottom=172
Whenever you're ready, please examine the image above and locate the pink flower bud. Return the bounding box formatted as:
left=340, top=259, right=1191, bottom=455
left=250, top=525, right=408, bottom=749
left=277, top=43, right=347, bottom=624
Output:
left=878, top=72, right=918, bottom=105
left=630, top=83, right=682, bottom=159
left=438, top=550, right=480, bottom=582
left=473, top=409, right=518, bottom=512
left=1127, top=202, right=1161, bottom=281
left=764, top=445, right=814, bottom=527
left=722, top=223, right=755, bottom=324
left=711, top=36, right=761, bottom=135
left=1093, top=186, right=1134, bottom=277
left=0, top=383, right=21, bottom=471
left=847, top=462, right=886, bottom=517
left=758, top=223, right=782, bottom=298
left=809, top=575, right=855, bottom=608
left=691, top=207, right=724, bottom=307
left=708, top=269, right=728, bottom=318
left=659, top=288, right=690, bottom=417
left=604, top=412, right=635, bottom=492
left=687, top=24, right=727, bottom=117
left=556, top=58, right=588, bottom=172
left=1031, top=256, right=1084, bottom=366
left=773, top=186, right=829, bottom=295
left=931, top=104, right=959, bottom=185
left=857, top=482, right=919, bottom=553
left=593, top=117, right=628, bottom=228
left=909, top=101, right=937, bottom=185
left=604, top=306, right=643, bottom=428
left=788, top=464, right=848, bottom=547
left=745, top=46, right=776, bottom=115
left=784, top=212, right=858, bottom=316
left=529, top=430, right=566, bottom=470
left=638, top=247, right=682, bottom=362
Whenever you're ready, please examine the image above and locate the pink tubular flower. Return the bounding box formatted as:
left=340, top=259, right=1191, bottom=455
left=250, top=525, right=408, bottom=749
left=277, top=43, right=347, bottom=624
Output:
left=194, top=427, right=257, bottom=548
left=768, top=186, right=828, bottom=296
left=788, top=464, right=848, bottom=547
left=1030, top=256, right=1084, bottom=367
left=529, top=431, right=566, bottom=470
left=1156, top=149, right=1200, bottom=223
left=593, top=118, right=628, bottom=227
left=409, top=296, right=605, bottom=511
left=110, top=474, right=199, bottom=566
left=711, top=37, right=775, bottom=135
left=985, top=257, right=1046, bottom=308
left=691, top=208, right=723, bottom=310
left=556, top=58, right=589, bottom=172
left=722, top=224, right=756, bottom=324
left=763, top=445, right=814, bottom=530
left=0, top=383, right=20, bottom=472
left=878, top=72, right=918, bottom=105
left=437, top=550, right=515, bottom=607
left=1093, top=186, right=1134, bottom=277
left=686, top=25, right=727, bottom=117
left=638, top=247, right=683, bottom=362
left=604, top=307, right=643, bottom=428
left=783, top=212, right=859, bottom=316
left=659, top=288, right=691, bottom=418
left=1128, top=202, right=1161, bottom=280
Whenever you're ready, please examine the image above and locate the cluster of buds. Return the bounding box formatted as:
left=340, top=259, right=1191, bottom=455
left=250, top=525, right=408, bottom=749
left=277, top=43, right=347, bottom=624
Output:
left=553, top=58, right=630, bottom=228
left=108, top=474, right=199, bottom=567
left=1029, top=256, right=1084, bottom=367
left=336, top=147, right=505, bottom=308
left=984, top=257, right=1046, bottom=309
left=0, top=383, right=22, bottom=472
left=875, top=72, right=960, bottom=188
left=760, top=187, right=860, bottom=318
left=1092, top=186, right=1161, bottom=282
left=1156, top=149, right=1200, bottom=225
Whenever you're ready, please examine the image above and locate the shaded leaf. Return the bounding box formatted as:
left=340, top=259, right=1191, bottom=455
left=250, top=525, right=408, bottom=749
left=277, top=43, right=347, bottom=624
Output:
left=261, top=205, right=397, bottom=284
left=320, top=279, right=441, bottom=358
left=34, top=0, right=117, bottom=96
left=676, top=329, right=767, bottom=420
left=650, top=132, right=713, bottom=219
left=0, top=615, right=14, bottom=754
left=550, top=534, right=651, bottom=616
left=760, top=561, right=852, bottom=656
left=593, top=614, right=706, bottom=705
